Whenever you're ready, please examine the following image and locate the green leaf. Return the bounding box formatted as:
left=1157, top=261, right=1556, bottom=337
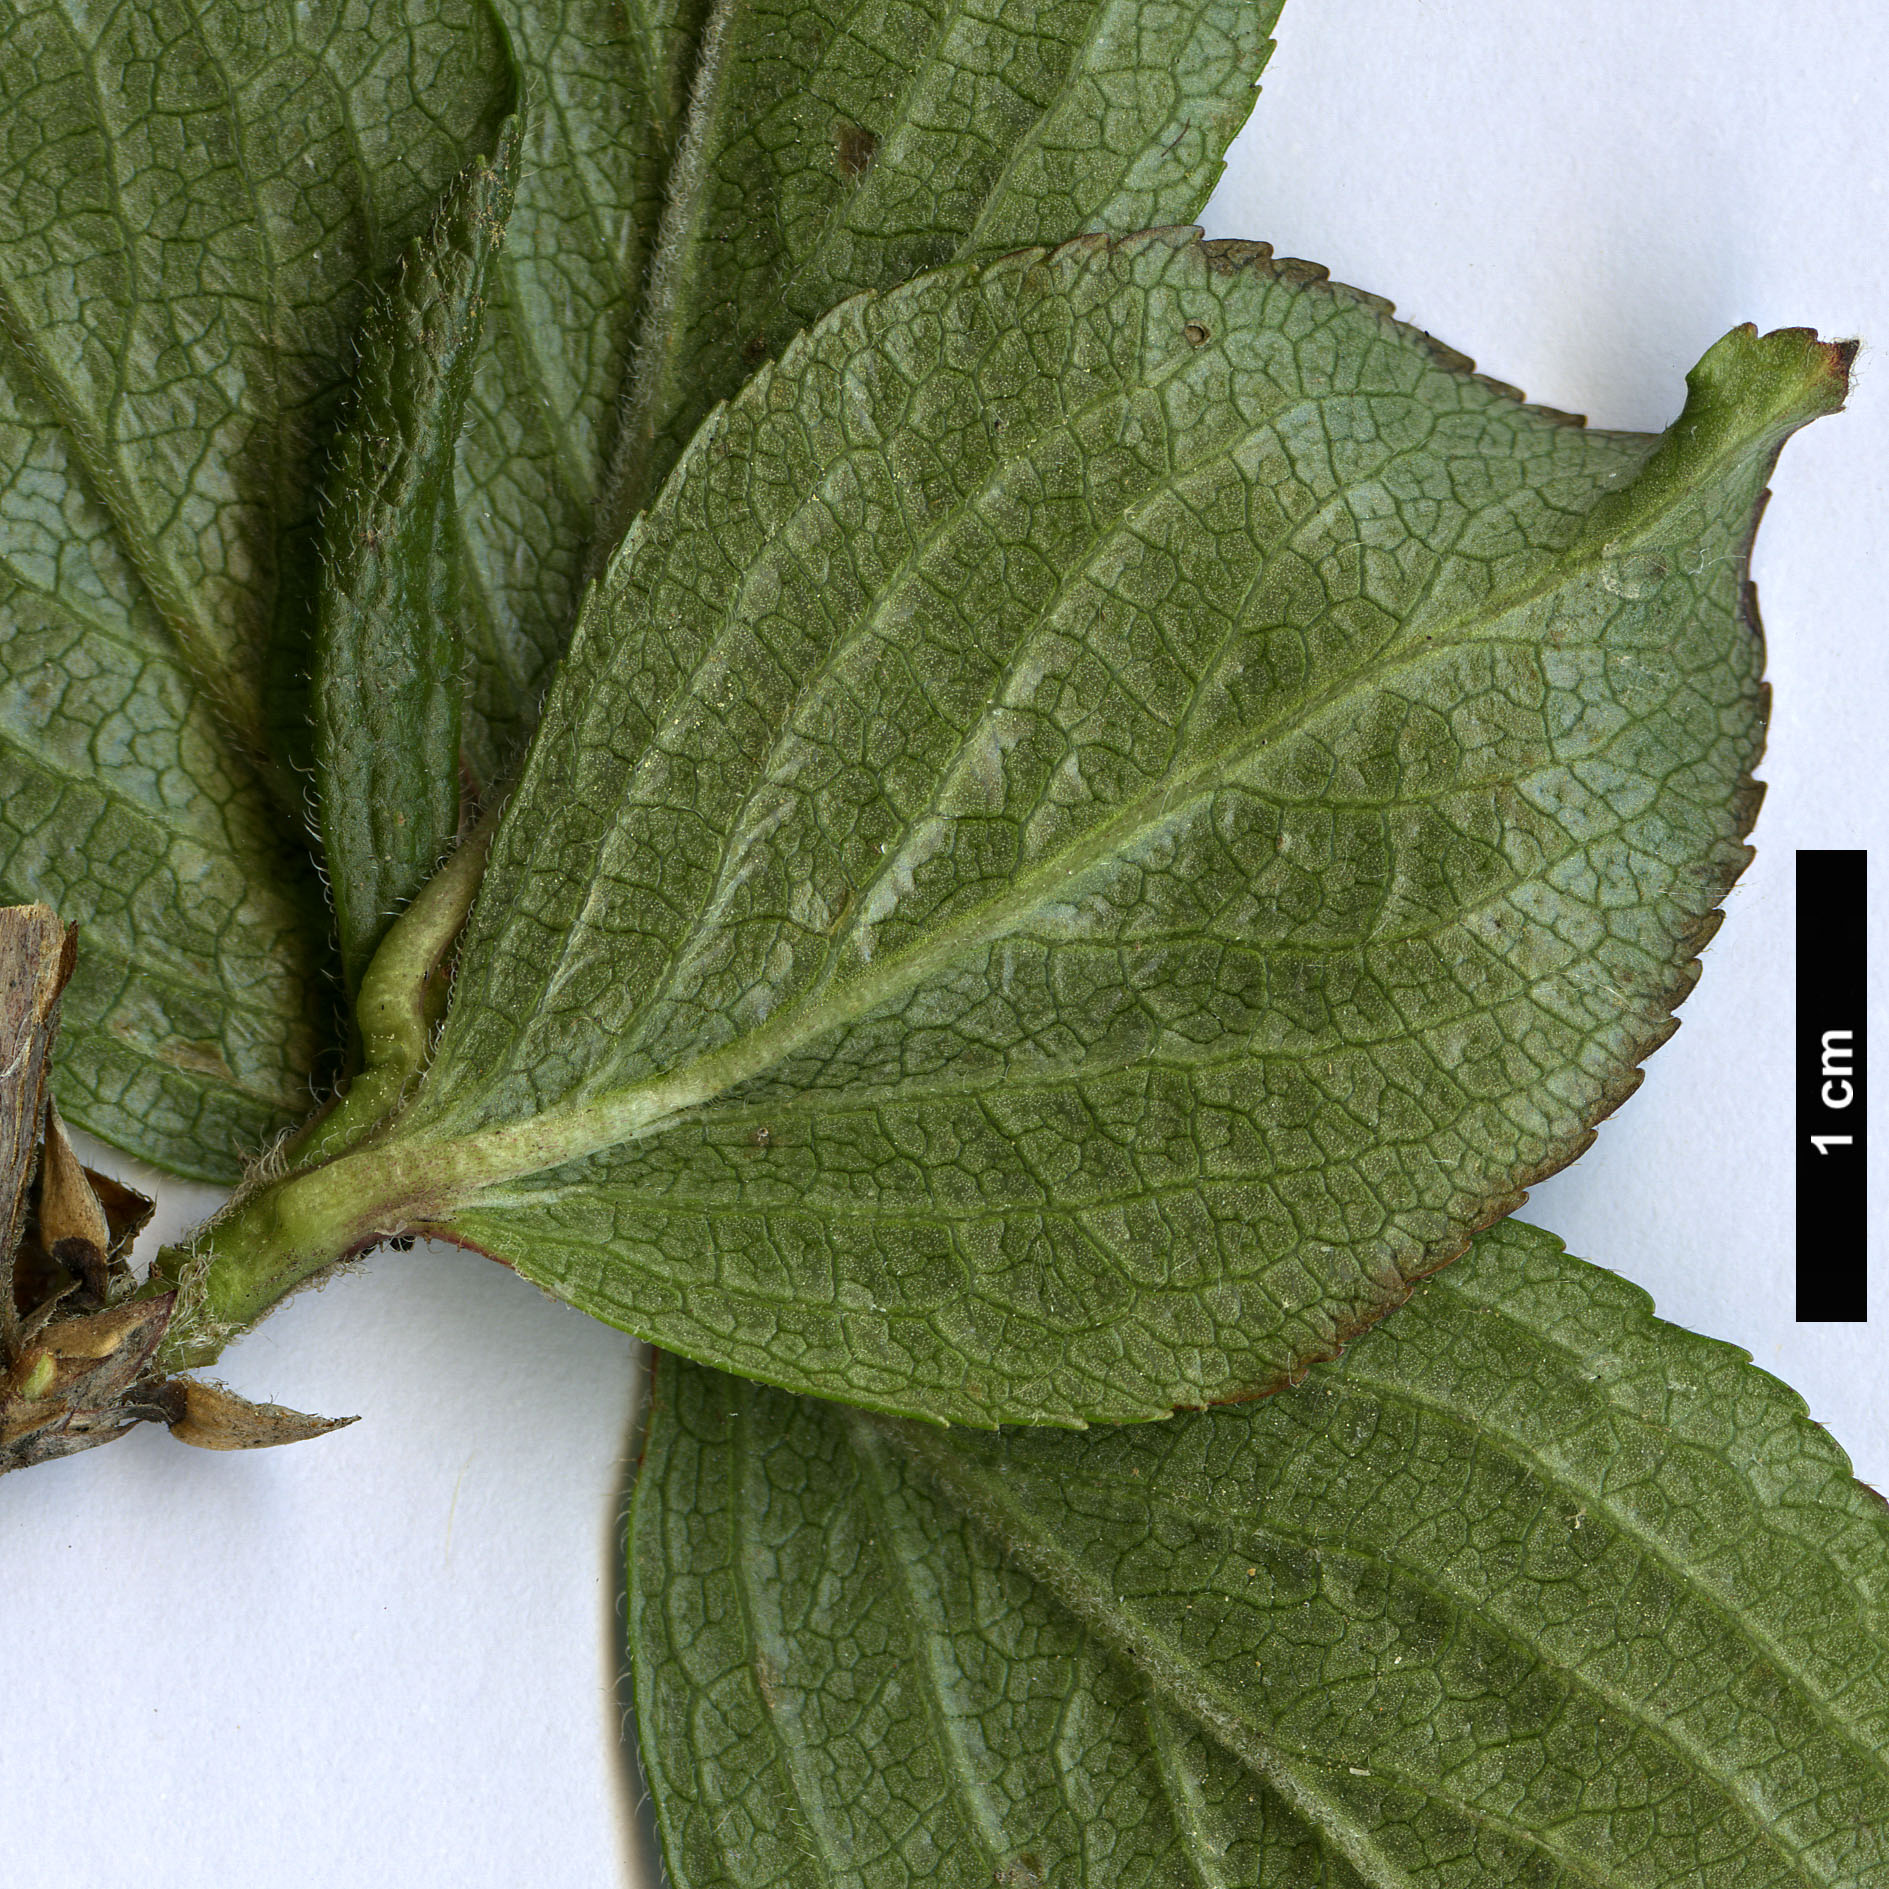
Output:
left=630, top=1217, right=1889, bottom=1888
left=0, top=336, right=326, bottom=1180
left=0, top=0, right=513, bottom=1176
left=452, top=0, right=715, bottom=777
left=283, top=236, right=1842, bottom=1422
left=314, top=122, right=519, bottom=995
left=595, top=0, right=1280, bottom=550
left=0, top=0, right=1257, bottom=1173
left=469, top=0, right=1281, bottom=770
left=0, top=0, right=513, bottom=768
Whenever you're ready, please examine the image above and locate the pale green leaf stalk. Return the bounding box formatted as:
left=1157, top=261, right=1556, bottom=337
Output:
left=290, top=807, right=503, bottom=1176
left=314, top=121, right=521, bottom=995
left=631, top=1219, right=1889, bottom=1889
left=147, top=248, right=1850, bottom=1421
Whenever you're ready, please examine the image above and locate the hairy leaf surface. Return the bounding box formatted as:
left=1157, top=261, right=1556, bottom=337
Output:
left=0, top=0, right=1264, bottom=1174
left=0, top=0, right=706, bottom=1173
left=0, top=0, right=512, bottom=1174
left=315, top=124, right=518, bottom=994
left=632, top=1219, right=1889, bottom=1888
left=0, top=0, right=510, bottom=761
left=376, top=234, right=1842, bottom=1422
left=0, top=340, right=326, bottom=1180
left=599, top=0, right=1280, bottom=544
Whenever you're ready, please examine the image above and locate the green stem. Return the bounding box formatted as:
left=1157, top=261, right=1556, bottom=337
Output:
left=147, top=810, right=502, bottom=1368
left=148, top=1134, right=452, bottom=1368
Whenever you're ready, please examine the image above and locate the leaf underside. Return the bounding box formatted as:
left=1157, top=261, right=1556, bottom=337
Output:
left=455, top=0, right=1281, bottom=779
left=631, top=1218, right=1889, bottom=1889
left=404, top=231, right=1837, bottom=1425
left=0, top=0, right=1272, bottom=1180
left=598, top=0, right=1280, bottom=545
left=450, top=0, right=713, bottom=785
left=0, top=0, right=509, bottom=1177
left=314, top=123, right=519, bottom=995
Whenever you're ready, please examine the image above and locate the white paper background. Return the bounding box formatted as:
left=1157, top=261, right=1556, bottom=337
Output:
left=4, top=5, right=1885, bottom=1883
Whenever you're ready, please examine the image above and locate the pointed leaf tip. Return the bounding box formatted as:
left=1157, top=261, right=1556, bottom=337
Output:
left=1688, top=322, right=1857, bottom=430
left=1579, top=320, right=1852, bottom=561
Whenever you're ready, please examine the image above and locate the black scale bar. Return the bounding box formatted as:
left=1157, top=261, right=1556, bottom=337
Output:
left=1797, top=850, right=1867, bottom=1321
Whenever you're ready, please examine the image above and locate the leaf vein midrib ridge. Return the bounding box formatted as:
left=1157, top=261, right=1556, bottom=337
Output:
left=1344, top=1304, right=1889, bottom=1726
left=506, top=392, right=1602, bottom=1129
left=530, top=290, right=1755, bottom=1165
left=725, top=1378, right=847, bottom=1889
left=1418, top=1274, right=1889, bottom=1654
left=899, top=1435, right=1797, bottom=1889
left=999, top=1388, right=1889, bottom=1842
left=440, top=544, right=1705, bottom=1178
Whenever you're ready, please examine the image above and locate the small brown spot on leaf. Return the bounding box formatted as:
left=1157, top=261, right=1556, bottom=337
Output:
left=741, top=332, right=770, bottom=366
left=754, top=1648, right=781, bottom=1709
left=832, top=120, right=879, bottom=179
left=154, top=1037, right=236, bottom=1082
left=1183, top=321, right=1210, bottom=346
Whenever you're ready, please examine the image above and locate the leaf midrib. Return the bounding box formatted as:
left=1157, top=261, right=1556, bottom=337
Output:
left=463, top=729, right=1671, bottom=1170
left=969, top=1436, right=1870, bottom=1875
left=1422, top=1280, right=1889, bottom=1655
left=462, top=1004, right=1558, bottom=1217
left=422, top=272, right=1775, bottom=1214
left=892, top=1430, right=1804, bottom=1889
left=432, top=586, right=1709, bottom=1191
left=485, top=408, right=1517, bottom=1132
left=1354, top=1282, right=1889, bottom=1697
left=841, top=1408, right=1010, bottom=1882
left=726, top=1390, right=845, bottom=1889
left=517, top=333, right=1686, bottom=1139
